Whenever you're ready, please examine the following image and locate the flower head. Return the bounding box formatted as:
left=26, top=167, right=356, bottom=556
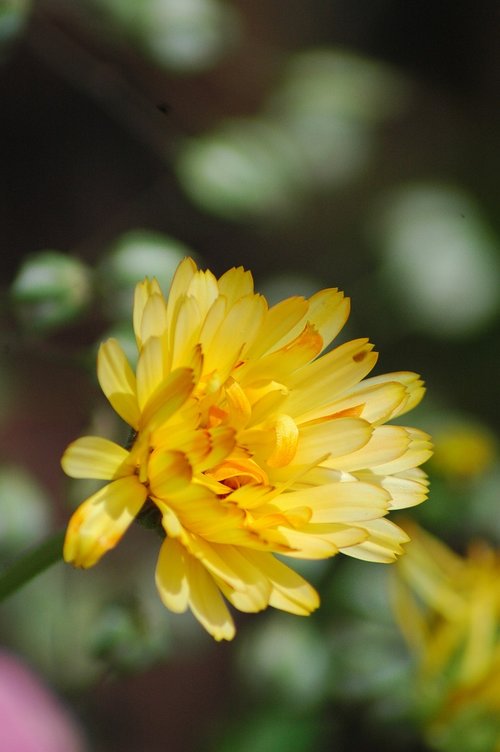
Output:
left=431, top=422, right=496, bottom=480
left=393, top=523, right=500, bottom=743
left=62, top=258, right=431, bottom=640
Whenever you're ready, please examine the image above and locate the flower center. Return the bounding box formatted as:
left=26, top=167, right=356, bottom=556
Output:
left=205, top=456, right=269, bottom=494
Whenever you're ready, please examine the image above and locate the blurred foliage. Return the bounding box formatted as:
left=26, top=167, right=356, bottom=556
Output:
left=0, top=465, right=52, bottom=554
left=0, top=0, right=499, bottom=751
left=0, top=0, right=30, bottom=57
left=11, top=251, right=93, bottom=333
left=373, top=185, right=500, bottom=338
left=90, top=0, right=239, bottom=72
left=177, top=118, right=308, bottom=221
left=177, top=49, right=412, bottom=221
left=0, top=541, right=173, bottom=689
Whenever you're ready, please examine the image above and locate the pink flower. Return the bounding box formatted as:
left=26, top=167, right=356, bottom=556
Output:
left=0, top=651, right=85, bottom=752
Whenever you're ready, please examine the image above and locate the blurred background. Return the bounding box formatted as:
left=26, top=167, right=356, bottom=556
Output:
left=0, top=1, right=499, bottom=750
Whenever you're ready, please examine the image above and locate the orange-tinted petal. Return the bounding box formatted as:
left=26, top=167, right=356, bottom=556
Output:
left=63, top=476, right=147, bottom=568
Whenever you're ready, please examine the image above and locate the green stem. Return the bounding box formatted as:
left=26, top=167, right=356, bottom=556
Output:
left=0, top=530, right=65, bottom=603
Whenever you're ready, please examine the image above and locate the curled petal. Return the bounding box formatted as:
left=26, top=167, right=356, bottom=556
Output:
left=64, top=477, right=147, bottom=568
left=267, top=414, right=299, bottom=468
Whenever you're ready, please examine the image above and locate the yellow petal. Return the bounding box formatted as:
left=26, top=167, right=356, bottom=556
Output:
left=203, top=294, right=267, bottom=382
left=216, top=578, right=270, bottom=613
left=225, top=381, right=252, bottom=429
left=155, top=537, right=189, bottom=613
left=97, top=339, right=140, bottom=428
left=190, top=426, right=236, bottom=473
left=140, top=367, right=195, bottom=432
left=139, top=291, right=168, bottom=345
left=248, top=288, right=349, bottom=359
left=157, top=503, right=184, bottom=539
left=362, top=371, right=426, bottom=418
left=237, top=323, right=323, bottom=388
left=170, top=294, right=204, bottom=370
left=369, top=469, right=430, bottom=509
left=217, top=265, right=255, bottom=306
left=165, top=257, right=197, bottom=332
left=243, top=550, right=320, bottom=615
left=306, top=288, right=350, bottom=350
left=263, top=527, right=337, bottom=559
left=148, top=449, right=193, bottom=497
left=293, top=417, right=372, bottom=466
left=63, top=476, right=147, bottom=568
left=341, top=518, right=410, bottom=563
left=180, top=535, right=248, bottom=591
left=61, top=436, right=130, bottom=479
left=372, top=428, right=432, bottom=474
left=165, top=487, right=250, bottom=545
left=327, top=425, right=411, bottom=472
left=247, top=387, right=289, bottom=427
left=185, top=553, right=235, bottom=641
left=203, top=544, right=272, bottom=612
left=209, top=455, right=270, bottom=487
left=296, top=381, right=407, bottom=426
left=275, top=480, right=389, bottom=523
left=197, top=295, right=226, bottom=355
left=284, top=339, right=378, bottom=417
left=225, top=482, right=274, bottom=511
left=133, top=279, right=150, bottom=347
left=187, top=268, right=219, bottom=316
left=267, top=414, right=299, bottom=468
left=133, top=278, right=163, bottom=347
left=136, top=336, right=164, bottom=411
left=150, top=400, right=202, bottom=446
left=313, top=525, right=368, bottom=550
left=397, top=562, right=464, bottom=622
left=246, top=296, right=308, bottom=359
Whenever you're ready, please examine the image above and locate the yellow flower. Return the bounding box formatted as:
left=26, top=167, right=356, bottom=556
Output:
left=431, top=422, right=496, bottom=480
left=393, top=523, right=500, bottom=739
left=63, top=258, right=431, bottom=640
